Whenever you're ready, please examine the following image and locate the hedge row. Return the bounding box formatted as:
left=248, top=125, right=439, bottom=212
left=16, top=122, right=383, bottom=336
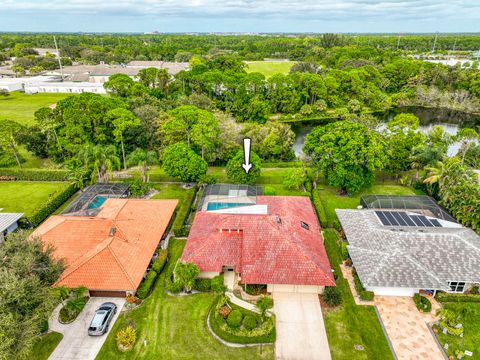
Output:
left=262, top=161, right=303, bottom=168
left=193, top=278, right=212, bottom=292
left=21, top=183, right=78, bottom=228
left=435, top=292, right=480, bottom=303
left=151, top=250, right=168, bottom=273
left=311, top=191, right=328, bottom=228
left=136, top=270, right=158, bottom=299
left=172, top=187, right=197, bottom=237
left=0, top=168, right=70, bottom=181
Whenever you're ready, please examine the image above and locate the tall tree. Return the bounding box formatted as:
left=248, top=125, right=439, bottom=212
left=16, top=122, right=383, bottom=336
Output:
left=78, top=144, right=121, bottom=183
left=226, top=150, right=262, bottom=185
left=162, top=143, right=207, bottom=182
left=0, top=119, right=23, bottom=167
left=126, top=148, right=158, bottom=182
left=304, top=121, right=387, bottom=193
left=106, top=108, right=141, bottom=169
left=191, top=110, right=220, bottom=160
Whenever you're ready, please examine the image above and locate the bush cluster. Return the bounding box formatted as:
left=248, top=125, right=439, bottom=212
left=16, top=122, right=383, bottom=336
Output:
left=136, top=270, right=158, bottom=299
left=193, top=278, right=212, bottom=292
left=21, top=183, right=78, bottom=228
left=172, top=187, right=196, bottom=237
left=340, top=242, right=349, bottom=260
left=0, top=168, right=69, bottom=181
left=151, top=250, right=168, bottom=273
left=360, top=291, right=375, bottom=301
left=413, top=293, right=432, bottom=312
left=116, top=326, right=137, bottom=350
left=322, top=286, right=342, bottom=306
left=243, top=315, right=257, bottom=331
left=227, top=309, right=243, bottom=328
left=435, top=292, right=480, bottom=303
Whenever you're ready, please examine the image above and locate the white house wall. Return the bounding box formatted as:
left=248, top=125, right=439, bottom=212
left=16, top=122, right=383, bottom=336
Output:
left=198, top=271, right=220, bottom=279
left=367, top=287, right=419, bottom=297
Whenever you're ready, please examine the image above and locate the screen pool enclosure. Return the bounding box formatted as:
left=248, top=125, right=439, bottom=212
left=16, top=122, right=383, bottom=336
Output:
left=361, top=195, right=456, bottom=222
left=62, top=183, right=130, bottom=215
left=198, top=184, right=263, bottom=211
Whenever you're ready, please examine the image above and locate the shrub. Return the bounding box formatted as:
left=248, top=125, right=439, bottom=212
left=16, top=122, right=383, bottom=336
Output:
left=256, top=296, right=274, bottom=318
left=20, top=183, right=78, bottom=228
left=0, top=169, right=70, bottom=181
left=344, top=258, right=353, bottom=267
left=193, top=278, right=212, bottom=292
left=243, top=315, right=257, bottom=331
left=341, top=242, right=349, bottom=260
left=360, top=291, right=374, bottom=301
left=128, top=177, right=152, bottom=197
left=172, top=187, right=196, bottom=237
left=435, top=292, right=480, bottom=303
left=245, top=284, right=266, bottom=296
left=323, top=286, right=342, bottom=307
left=471, top=286, right=479, bottom=295
left=125, top=294, right=140, bottom=304
left=136, top=270, right=158, bottom=299
left=227, top=309, right=243, bottom=328
left=211, top=275, right=227, bottom=294
left=413, top=293, right=432, bottom=312
left=311, top=191, right=328, bottom=227
left=116, top=326, right=136, bottom=350
left=218, top=304, right=231, bottom=319
left=151, top=250, right=168, bottom=273
left=166, top=280, right=183, bottom=294
left=353, top=272, right=365, bottom=294
left=264, top=186, right=276, bottom=195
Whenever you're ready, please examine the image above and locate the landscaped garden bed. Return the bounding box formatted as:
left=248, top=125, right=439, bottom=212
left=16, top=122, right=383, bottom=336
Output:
left=209, top=296, right=276, bottom=344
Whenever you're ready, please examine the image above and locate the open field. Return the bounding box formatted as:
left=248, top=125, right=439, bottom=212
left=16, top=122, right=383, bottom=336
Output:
left=0, top=91, right=70, bottom=126
left=96, top=239, right=273, bottom=360
left=245, top=61, right=296, bottom=78
left=322, top=229, right=394, bottom=360
left=0, top=181, right=69, bottom=217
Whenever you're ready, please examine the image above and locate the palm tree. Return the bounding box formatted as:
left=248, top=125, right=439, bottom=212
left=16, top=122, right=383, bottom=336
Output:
left=78, top=144, right=121, bottom=183
left=71, top=286, right=88, bottom=299
left=53, top=286, right=70, bottom=307
left=126, top=148, right=158, bottom=183
left=65, top=297, right=87, bottom=317
left=68, top=168, right=90, bottom=190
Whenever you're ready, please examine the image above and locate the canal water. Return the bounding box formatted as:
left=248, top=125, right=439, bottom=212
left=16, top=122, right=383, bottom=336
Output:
left=292, top=107, right=480, bottom=158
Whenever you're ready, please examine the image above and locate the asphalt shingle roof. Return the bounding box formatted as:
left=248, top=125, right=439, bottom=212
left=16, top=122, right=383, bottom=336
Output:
left=0, top=212, right=23, bottom=232
left=336, top=209, right=480, bottom=291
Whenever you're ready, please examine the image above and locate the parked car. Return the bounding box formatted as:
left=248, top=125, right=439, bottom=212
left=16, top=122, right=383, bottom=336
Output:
left=88, top=302, right=117, bottom=336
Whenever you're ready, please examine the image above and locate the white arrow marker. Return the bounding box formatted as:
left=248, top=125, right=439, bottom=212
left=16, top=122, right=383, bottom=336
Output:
left=242, top=138, right=252, bottom=174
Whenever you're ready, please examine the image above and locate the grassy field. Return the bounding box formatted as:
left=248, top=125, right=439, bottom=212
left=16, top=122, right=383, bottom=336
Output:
left=245, top=61, right=296, bottom=78
left=322, top=229, right=394, bottom=360
left=0, top=91, right=70, bottom=126
left=30, top=332, right=63, bottom=360
left=316, top=184, right=423, bottom=227
left=434, top=302, right=480, bottom=358
left=96, top=239, right=273, bottom=360
left=0, top=181, right=69, bottom=217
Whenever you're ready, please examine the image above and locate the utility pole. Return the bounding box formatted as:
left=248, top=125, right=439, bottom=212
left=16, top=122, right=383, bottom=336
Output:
left=53, top=36, right=64, bottom=81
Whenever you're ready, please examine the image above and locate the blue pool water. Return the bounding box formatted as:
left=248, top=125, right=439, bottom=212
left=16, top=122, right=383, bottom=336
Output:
left=207, top=202, right=247, bottom=211
left=87, top=196, right=107, bottom=209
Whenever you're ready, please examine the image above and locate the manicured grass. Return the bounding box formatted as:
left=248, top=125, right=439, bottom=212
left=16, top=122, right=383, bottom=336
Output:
left=264, top=184, right=308, bottom=196
left=30, top=331, right=63, bottom=360
left=434, top=302, right=480, bottom=358
left=0, top=91, right=70, bottom=126
left=0, top=181, right=69, bottom=217
left=207, top=167, right=293, bottom=185
left=96, top=239, right=273, bottom=360
left=322, top=229, right=394, bottom=360
left=245, top=61, right=296, bottom=78
left=316, top=184, right=423, bottom=228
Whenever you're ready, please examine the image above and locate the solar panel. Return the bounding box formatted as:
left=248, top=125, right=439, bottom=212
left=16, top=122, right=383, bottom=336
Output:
left=376, top=211, right=443, bottom=228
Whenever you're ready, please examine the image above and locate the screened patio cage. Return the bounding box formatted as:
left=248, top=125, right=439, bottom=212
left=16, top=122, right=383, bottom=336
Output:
left=360, top=195, right=456, bottom=222
left=198, top=184, right=263, bottom=211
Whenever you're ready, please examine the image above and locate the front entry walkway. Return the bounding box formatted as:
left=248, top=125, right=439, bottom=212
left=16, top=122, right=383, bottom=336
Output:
left=375, top=296, right=444, bottom=360
left=48, top=297, right=126, bottom=360
left=273, top=292, right=331, bottom=360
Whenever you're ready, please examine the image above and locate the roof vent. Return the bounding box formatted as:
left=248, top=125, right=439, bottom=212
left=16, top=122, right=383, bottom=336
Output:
left=276, top=216, right=282, bottom=224
left=109, top=227, right=116, bottom=237
left=300, top=221, right=310, bottom=230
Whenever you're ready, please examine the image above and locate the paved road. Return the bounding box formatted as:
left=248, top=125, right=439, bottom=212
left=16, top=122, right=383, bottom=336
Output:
left=48, top=297, right=126, bottom=360
left=273, top=292, right=331, bottom=360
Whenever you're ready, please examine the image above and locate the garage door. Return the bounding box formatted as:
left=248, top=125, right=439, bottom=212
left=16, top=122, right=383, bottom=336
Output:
left=267, top=284, right=324, bottom=294
left=89, top=290, right=126, bottom=297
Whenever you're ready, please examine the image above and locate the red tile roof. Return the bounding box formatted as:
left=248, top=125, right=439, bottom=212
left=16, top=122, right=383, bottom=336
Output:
left=31, top=198, right=177, bottom=291
left=181, top=196, right=335, bottom=287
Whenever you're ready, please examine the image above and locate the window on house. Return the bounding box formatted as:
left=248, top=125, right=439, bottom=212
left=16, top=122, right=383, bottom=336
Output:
left=448, top=281, right=466, bottom=293
left=300, top=221, right=309, bottom=230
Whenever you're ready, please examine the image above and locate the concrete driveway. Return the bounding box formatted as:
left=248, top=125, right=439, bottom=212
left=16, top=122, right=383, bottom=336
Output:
left=48, top=297, right=126, bottom=360
left=273, top=292, right=331, bottom=360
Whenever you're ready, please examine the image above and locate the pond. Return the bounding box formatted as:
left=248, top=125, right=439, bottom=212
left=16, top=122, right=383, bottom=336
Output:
left=292, top=107, right=480, bottom=158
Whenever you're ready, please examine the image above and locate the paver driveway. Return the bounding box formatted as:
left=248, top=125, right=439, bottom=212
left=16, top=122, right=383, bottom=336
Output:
left=273, top=292, right=331, bottom=360
left=48, top=297, right=126, bottom=360
left=375, top=296, right=443, bottom=360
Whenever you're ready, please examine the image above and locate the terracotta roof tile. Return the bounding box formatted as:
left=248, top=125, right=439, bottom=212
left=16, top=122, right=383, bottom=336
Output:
left=31, top=198, right=177, bottom=291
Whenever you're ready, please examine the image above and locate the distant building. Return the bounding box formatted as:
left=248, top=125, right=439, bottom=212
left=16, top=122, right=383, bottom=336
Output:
left=24, top=81, right=106, bottom=94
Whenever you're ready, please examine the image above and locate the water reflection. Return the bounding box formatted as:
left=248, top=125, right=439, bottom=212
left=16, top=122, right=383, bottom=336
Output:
left=293, top=107, right=480, bottom=158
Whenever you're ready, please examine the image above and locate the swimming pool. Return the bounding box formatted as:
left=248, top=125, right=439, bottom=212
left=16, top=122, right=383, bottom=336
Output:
left=87, top=196, right=107, bottom=209
left=207, top=202, right=248, bottom=211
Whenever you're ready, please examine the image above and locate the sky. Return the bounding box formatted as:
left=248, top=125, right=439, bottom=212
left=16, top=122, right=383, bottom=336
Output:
left=0, top=0, right=479, bottom=33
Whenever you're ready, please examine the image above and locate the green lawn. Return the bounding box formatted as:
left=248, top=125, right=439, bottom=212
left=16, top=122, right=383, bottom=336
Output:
left=96, top=239, right=273, bottom=360
left=30, top=331, right=63, bottom=360
left=245, top=61, right=296, bottom=78
left=316, top=184, right=423, bottom=227
left=322, top=229, right=394, bottom=360
left=434, top=302, right=480, bottom=358
left=0, top=181, right=69, bottom=217
left=0, top=91, right=70, bottom=126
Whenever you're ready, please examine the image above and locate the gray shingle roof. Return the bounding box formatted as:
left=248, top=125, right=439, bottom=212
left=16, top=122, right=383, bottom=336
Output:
left=336, top=209, right=480, bottom=290
left=0, top=213, right=24, bottom=232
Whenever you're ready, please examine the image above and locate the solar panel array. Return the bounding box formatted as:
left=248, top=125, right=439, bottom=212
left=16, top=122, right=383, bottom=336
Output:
left=375, top=211, right=443, bottom=228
